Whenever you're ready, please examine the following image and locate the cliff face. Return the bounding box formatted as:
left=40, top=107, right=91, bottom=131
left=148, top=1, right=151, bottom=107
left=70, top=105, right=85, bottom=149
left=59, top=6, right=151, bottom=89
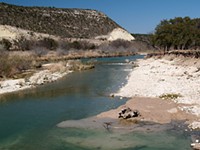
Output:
left=0, top=3, right=125, bottom=39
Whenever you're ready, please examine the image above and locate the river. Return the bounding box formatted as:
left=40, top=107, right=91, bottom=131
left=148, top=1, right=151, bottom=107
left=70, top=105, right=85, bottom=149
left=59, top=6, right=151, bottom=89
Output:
left=0, top=55, right=192, bottom=150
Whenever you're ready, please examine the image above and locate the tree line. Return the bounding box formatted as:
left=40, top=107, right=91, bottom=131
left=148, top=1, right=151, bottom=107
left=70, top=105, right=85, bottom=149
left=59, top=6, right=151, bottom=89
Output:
left=151, top=17, right=200, bottom=51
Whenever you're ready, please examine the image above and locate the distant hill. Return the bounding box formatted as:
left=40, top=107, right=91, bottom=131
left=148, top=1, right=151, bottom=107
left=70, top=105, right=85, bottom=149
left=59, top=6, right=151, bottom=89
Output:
left=0, top=2, right=126, bottom=39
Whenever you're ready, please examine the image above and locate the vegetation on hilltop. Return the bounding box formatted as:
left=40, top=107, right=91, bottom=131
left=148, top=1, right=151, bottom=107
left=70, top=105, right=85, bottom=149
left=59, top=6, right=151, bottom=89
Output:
left=0, top=2, right=120, bottom=38
left=151, top=17, right=200, bottom=51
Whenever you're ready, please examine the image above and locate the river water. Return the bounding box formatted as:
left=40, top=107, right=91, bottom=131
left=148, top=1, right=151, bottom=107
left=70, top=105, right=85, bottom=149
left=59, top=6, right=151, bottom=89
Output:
left=0, top=55, right=192, bottom=150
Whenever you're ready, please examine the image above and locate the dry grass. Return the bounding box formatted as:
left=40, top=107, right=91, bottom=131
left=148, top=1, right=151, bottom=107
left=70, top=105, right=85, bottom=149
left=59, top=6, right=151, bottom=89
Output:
left=0, top=51, right=35, bottom=79
left=159, top=93, right=182, bottom=100
left=45, top=62, right=67, bottom=73
left=66, top=60, right=94, bottom=71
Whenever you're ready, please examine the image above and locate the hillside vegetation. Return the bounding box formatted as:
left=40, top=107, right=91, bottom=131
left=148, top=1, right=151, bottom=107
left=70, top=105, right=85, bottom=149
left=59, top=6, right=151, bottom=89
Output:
left=0, top=2, right=120, bottom=38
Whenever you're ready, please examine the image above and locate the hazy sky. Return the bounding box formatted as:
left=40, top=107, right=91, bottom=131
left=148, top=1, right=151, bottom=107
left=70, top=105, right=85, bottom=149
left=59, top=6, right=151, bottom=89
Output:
left=1, top=0, right=200, bottom=34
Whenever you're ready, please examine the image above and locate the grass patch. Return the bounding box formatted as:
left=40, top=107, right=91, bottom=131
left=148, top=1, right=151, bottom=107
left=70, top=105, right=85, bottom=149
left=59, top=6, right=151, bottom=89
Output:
left=159, top=93, right=182, bottom=100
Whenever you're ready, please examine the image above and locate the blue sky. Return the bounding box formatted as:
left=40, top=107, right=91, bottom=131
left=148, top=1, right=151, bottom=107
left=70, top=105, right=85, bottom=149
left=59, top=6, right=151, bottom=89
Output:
left=1, top=0, right=200, bottom=34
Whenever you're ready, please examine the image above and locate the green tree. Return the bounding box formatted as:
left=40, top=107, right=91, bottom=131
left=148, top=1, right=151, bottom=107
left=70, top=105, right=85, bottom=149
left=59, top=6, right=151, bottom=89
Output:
left=151, top=17, right=200, bottom=51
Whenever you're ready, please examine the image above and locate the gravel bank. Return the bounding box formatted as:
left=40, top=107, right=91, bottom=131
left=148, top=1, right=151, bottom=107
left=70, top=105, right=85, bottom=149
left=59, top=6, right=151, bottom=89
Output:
left=115, top=57, right=200, bottom=129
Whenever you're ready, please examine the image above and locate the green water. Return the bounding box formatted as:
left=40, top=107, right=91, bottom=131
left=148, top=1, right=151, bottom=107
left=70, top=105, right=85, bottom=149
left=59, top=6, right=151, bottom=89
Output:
left=0, top=55, right=192, bottom=150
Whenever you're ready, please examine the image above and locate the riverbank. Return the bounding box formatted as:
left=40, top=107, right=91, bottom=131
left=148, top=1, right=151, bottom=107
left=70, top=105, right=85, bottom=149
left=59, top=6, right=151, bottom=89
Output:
left=0, top=62, right=70, bottom=95
left=115, top=56, right=200, bottom=129
left=0, top=61, right=94, bottom=96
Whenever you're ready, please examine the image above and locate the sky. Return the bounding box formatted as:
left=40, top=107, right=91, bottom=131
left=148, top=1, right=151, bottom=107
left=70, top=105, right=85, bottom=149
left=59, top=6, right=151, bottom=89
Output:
left=1, top=0, right=200, bottom=34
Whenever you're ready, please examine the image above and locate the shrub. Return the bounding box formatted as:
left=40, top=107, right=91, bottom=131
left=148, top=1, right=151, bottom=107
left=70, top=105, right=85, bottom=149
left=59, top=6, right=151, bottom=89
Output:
left=60, top=41, right=96, bottom=50
left=14, top=37, right=34, bottom=51
left=159, top=93, right=182, bottom=100
left=78, top=41, right=96, bottom=50
left=0, top=52, right=33, bottom=78
left=59, top=40, right=70, bottom=50
left=66, top=60, right=94, bottom=71
left=48, top=62, right=66, bottom=73
left=99, top=39, right=136, bottom=53
left=110, top=39, right=132, bottom=49
left=69, top=41, right=81, bottom=49
left=56, top=48, right=68, bottom=56
left=0, top=44, right=4, bottom=51
left=32, top=47, right=48, bottom=57
left=0, top=39, right=12, bottom=50
left=37, top=37, right=58, bottom=50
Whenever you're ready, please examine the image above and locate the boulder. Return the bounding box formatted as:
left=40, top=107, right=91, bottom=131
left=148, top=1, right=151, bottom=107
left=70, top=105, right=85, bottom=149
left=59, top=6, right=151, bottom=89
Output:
left=118, top=107, right=140, bottom=119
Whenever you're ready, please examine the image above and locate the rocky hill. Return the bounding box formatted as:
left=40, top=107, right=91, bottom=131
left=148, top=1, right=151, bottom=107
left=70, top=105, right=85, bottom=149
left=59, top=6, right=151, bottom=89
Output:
left=0, top=2, right=131, bottom=39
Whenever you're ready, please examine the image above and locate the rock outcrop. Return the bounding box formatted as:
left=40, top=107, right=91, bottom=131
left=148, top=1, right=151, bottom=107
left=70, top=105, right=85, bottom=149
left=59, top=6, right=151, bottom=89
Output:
left=108, top=28, right=135, bottom=41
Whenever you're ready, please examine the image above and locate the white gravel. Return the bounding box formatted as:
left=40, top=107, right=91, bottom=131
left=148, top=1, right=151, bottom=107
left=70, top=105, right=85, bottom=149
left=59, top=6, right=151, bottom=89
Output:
left=116, top=58, right=200, bottom=117
left=0, top=70, right=70, bottom=95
